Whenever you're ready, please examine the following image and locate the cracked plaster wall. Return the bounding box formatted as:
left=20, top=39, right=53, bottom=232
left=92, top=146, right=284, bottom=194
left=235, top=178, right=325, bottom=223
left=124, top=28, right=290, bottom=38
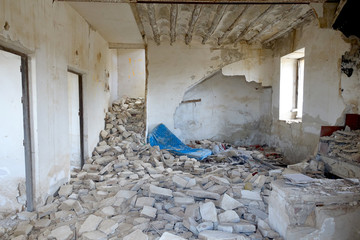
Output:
left=269, top=19, right=356, bottom=163
left=0, top=0, right=115, bottom=209
left=146, top=41, right=270, bottom=140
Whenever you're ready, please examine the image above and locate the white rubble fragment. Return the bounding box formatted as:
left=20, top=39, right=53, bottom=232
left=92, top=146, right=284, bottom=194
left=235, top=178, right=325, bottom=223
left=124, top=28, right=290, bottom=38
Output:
left=48, top=225, right=73, bottom=240
left=200, top=202, right=218, bottom=223
left=149, top=185, right=173, bottom=198
left=82, top=231, right=107, bottom=240
left=240, top=190, right=262, bottom=201
left=123, top=229, right=149, bottom=240
left=196, top=222, right=214, bottom=232
left=199, top=230, right=249, bottom=240
left=218, top=210, right=240, bottom=223
left=141, top=206, right=157, bottom=218
left=135, top=197, right=156, bottom=207
left=159, top=232, right=187, bottom=240
left=219, top=194, right=243, bottom=210
left=79, top=214, right=103, bottom=235
left=186, top=190, right=220, bottom=200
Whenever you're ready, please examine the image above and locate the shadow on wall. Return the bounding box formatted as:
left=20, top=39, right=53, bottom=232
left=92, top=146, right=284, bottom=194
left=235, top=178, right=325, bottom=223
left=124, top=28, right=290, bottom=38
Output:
left=174, top=71, right=272, bottom=145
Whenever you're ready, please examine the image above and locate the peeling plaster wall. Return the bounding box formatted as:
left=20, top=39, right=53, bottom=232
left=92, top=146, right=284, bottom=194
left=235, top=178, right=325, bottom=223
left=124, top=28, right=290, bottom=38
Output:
left=146, top=41, right=268, bottom=138
left=174, top=71, right=272, bottom=145
left=269, top=20, right=352, bottom=163
left=117, top=49, right=146, bottom=98
left=0, top=0, right=113, bottom=209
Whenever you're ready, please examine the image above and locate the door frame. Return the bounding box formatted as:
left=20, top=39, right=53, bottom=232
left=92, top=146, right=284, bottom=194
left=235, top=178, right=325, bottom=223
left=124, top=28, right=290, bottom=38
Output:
left=0, top=45, right=34, bottom=211
left=68, top=70, right=84, bottom=168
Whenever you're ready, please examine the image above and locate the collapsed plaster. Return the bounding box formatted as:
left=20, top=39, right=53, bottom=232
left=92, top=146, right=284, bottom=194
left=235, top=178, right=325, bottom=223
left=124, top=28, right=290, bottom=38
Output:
left=174, top=71, right=271, bottom=146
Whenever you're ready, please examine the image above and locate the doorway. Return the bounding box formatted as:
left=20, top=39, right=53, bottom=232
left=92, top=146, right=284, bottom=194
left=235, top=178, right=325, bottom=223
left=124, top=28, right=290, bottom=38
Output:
left=0, top=47, right=33, bottom=212
left=67, top=71, right=84, bottom=170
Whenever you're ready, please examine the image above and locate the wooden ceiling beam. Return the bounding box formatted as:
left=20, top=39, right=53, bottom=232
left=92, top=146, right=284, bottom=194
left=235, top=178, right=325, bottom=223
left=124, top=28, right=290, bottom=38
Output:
left=147, top=3, right=161, bottom=45
left=202, top=5, right=227, bottom=44
left=217, top=5, right=249, bottom=45
left=233, top=5, right=275, bottom=43
left=247, top=4, right=298, bottom=44
left=170, top=4, right=178, bottom=45
left=185, top=4, right=203, bottom=45
left=57, top=0, right=325, bottom=4
left=262, top=9, right=315, bottom=44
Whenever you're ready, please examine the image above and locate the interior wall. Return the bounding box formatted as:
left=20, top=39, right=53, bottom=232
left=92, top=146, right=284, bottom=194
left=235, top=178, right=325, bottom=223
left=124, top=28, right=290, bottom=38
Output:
left=146, top=41, right=270, bottom=138
left=0, top=0, right=114, bottom=208
left=174, top=71, right=271, bottom=145
left=269, top=20, right=353, bottom=163
left=117, top=49, right=145, bottom=99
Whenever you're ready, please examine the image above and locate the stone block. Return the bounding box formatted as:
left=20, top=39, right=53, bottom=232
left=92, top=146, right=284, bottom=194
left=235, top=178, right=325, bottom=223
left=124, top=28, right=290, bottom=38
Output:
left=48, top=225, right=73, bottom=240
left=219, top=194, right=243, bottom=210
left=186, top=190, right=220, bottom=200
left=199, top=230, right=249, bottom=240
left=159, top=232, right=187, bottom=240
left=79, top=214, right=103, bottom=235
left=218, top=210, right=240, bottom=223
left=149, top=185, right=173, bottom=198
left=141, top=206, right=157, bottom=218
left=82, top=231, right=107, bottom=240
left=200, top=202, right=218, bottom=223
left=123, top=229, right=148, bottom=240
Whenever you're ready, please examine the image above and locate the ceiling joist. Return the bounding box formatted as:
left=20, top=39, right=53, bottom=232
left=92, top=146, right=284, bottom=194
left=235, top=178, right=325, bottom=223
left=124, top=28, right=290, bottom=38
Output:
left=147, top=3, right=161, bottom=45
left=57, top=0, right=325, bottom=4
left=170, top=4, right=178, bottom=45
left=185, top=4, right=203, bottom=45
left=234, top=5, right=275, bottom=44
left=202, top=5, right=227, bottom=44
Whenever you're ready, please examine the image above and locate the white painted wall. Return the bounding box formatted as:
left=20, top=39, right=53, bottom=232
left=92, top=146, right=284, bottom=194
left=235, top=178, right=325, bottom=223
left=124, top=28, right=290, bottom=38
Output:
left=67, top=72, right=81, bottom=170
left=146, top=41, right=267, bottom=137
left=269, top=20, right=352, bottom=162
left=0, top=0, right=114, bottom=208
left=0, top=50, right=25, bottom=212
left=174, top=71, right=271, bottom=145
left=117, top=49, right=145, bottom=98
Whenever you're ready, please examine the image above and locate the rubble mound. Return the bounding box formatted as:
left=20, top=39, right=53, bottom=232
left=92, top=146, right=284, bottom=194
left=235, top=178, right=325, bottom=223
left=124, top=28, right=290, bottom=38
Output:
left=0, top=97, right=285, bottom=240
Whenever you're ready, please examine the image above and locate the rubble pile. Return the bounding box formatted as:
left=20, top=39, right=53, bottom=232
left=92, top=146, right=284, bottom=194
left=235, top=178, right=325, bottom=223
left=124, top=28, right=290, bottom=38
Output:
left=0, top=97, right=286, bottom=240
left=320, top=129, right=360, bottom=162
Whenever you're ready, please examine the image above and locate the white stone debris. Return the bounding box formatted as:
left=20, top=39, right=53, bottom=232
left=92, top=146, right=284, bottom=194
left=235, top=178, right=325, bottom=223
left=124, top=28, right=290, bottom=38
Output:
left=0, top=97, right=295, bottom=240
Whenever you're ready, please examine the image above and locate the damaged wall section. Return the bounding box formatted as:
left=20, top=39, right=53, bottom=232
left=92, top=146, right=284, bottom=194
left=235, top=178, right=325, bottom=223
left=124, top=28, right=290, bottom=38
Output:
left=174, top=71, right=272, bottom=146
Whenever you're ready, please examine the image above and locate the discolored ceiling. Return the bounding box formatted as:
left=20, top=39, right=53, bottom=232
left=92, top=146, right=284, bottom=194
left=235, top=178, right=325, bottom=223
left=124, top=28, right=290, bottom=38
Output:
left=60, top=0, right=328, bottom=47
left=135, top=3, right=315, bottom=46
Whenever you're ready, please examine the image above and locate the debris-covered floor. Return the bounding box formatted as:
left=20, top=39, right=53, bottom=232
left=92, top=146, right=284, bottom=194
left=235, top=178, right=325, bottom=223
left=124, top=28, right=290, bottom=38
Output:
left=1, top=98, right=359, bottom=240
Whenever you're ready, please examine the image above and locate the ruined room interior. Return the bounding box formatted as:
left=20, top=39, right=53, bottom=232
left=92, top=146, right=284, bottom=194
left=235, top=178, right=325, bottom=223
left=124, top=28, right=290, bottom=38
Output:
left=0, top=0, right=359, bottom=239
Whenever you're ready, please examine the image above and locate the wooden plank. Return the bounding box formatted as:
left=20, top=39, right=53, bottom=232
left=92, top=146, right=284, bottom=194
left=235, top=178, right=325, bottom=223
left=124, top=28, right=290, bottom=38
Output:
left=181, top=99, right=201, bottom=103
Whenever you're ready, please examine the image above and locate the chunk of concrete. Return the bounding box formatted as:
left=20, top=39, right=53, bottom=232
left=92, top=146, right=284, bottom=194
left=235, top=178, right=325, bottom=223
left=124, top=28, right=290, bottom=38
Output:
left=200, top=202, right=218, bottom=222
left=115, top=190, right=137, bottom=199
left=135, top=197, right=156, bottom=207
left=240, top=190, right=262, bottom=201
left=82, top=231, right=107, bottom=240
left=199, top=230, right=249, bottom=240
left=79, top=214, right=103, bottom=235
left=98, top=219, right=119, bottom=235
left=141, top=206, right=157, bottom=218
left=219, top=194, right=243, bottom=210
left=186, top=190, right=220, bottom=200
left=159, top=232, right=187, bottom=240
left=196, top=222, right=214, bottom=232
left=123, top=229, right=148, bottom=240
left=48, top=225, right=73, bottom=240
left=149, top=185, right=173, bottom=198
left=58, top=185, right=73, bottom=197
left=218, top=210, right=240, bottom=223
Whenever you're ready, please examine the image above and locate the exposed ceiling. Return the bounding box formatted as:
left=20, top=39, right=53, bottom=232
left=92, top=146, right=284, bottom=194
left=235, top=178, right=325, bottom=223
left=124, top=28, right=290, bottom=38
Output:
left=136, top=3, right=315, bottom=46
left=63, top=1, right=325, bottom=47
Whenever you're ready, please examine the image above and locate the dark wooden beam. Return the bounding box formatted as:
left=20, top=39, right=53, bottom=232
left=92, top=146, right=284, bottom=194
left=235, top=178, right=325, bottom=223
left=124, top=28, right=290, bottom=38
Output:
left=170, top=4, right=178, bottom=45
left=147, top=3, right=161, bottom=45
left=58, top=0, right=324, bottom=3
left=185, top=4, right=202, bottom=45
left=217, top=5, right=249, bottom=45
left=130, top=3, right=146, bottom=42
left=262, top=9, right=315, bottom=44
left=247, top=5, right=298, bottom=44
left=233, top=5, right=275, bottom=43
left=202, top=5, right=227, bottom=44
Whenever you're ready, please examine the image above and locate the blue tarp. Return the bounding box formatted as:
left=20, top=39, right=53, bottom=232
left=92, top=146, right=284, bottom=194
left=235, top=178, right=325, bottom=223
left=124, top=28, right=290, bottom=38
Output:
left=148, top=124, right=212, bottom=160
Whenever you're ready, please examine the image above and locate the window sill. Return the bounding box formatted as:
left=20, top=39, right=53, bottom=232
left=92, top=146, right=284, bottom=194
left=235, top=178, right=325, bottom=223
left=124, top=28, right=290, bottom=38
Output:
left=279, top=119, right=302, bottom=124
